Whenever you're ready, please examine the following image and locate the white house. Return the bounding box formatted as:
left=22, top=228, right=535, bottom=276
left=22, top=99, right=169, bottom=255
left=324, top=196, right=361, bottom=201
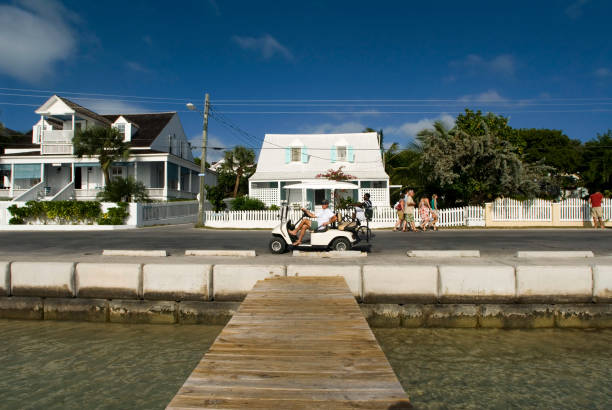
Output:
left=249, top=132, right=389, bottom=210
left=0, top=95, right=216, bottom=201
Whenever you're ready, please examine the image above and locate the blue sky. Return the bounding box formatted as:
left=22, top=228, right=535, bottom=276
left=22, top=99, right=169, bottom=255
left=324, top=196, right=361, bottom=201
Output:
left=0, top=0, right=610, bottom=162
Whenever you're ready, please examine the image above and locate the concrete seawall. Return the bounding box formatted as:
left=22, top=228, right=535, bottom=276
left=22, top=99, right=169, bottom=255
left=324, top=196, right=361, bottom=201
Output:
left=1, top=261, right=611, bottom=328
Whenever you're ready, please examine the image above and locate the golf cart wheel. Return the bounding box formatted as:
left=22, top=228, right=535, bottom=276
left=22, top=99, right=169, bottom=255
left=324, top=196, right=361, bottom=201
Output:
left=331, top=237, right=351, bottom=251
left=269, top=237, right=287, bottom=254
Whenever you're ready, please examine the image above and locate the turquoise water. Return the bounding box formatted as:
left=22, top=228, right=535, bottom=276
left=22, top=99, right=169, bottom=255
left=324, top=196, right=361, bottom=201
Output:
left=374, top=328, right=612, bottom=409
left=0, top=321, right=610, bottom=409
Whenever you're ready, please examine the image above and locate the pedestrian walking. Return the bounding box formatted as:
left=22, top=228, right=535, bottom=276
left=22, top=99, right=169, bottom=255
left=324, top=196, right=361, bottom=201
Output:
left=430, top=194, right=439, bottom=231
left=589, top=190, right=605, bottom=229
left=403, top=189, right=417, bottom=232
left=418, top=197, right=431, bottom=231
left=393, top=192, right=406, bottom=232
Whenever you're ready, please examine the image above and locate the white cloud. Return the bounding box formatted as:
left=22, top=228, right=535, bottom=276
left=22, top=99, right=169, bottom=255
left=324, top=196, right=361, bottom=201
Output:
left=73, top=99, right=147, bottom=115
left=385, top=115, right=456, bottom=139
left=232, top=34, right=293, bottom=61
left=451, top=54, right=517, bottom=77
left=0, top=0, right=78, bottom=82
left=565, top=0, right=589, bottom=19
left=459, top=89, right=508, bottom=103
left=300, top=121, right=366, bottom=134
left=189, top=135, right=226, bottom=163
left=595, top=67, right=611, bottom=78
left=126, top=61, right=150, bottom=73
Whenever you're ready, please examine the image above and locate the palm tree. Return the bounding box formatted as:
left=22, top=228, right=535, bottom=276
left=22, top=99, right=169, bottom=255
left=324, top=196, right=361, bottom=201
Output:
left=72, top=126, right=129, bottom=185
left=221, top=146, right=256, bottom=197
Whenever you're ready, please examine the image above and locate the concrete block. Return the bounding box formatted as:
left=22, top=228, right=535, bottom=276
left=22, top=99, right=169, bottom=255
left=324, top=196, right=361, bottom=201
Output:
left=213, top=265, right=285, bottom=301
left=0, top=262, right=9, bottom=296
left=143, top=264, right=211, bottom=301
left=0, top=297, right=43, bottom=320
left=400, top=305, right=425, bottom=328
left=439, top=265, right=515, bottom=303
left=76, top=263, right=141, bottom=299
left=109, top=299, right=176, bottom=324
left=407, top=250, right=480, bottom=258
left=179, top=301, right=240, bottom=325
left=360, top=304, right=402, bottom=328
left=44, top=298, right=108, bottom=322
left=556, top=304, right=612, bottom=328
left=593, top=265, right=612, bottom=302
left=516, top=251, right=594, bottom=258
left=287, top=265, right=362, bottom=299
left=11, top=262, right=74, bottom=298
left=516, top=265, right=592, bottom=303
left=363, top=265, right=437, bottom=303
left=103, top=250, right=167, bottom=257
left=424, top=304, right=479, bottom=328
left=480, top=304, right=555, bottom=328
left=185, top=250, right=256, bottom=257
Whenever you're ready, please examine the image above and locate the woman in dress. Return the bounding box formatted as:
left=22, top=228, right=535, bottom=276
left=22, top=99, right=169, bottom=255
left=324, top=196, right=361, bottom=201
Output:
left=418, top=197, right=431, bottom=231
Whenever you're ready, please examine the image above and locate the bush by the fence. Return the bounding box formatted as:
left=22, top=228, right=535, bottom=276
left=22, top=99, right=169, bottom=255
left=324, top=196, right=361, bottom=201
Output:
left=97, top=202, right=129, bottom=225
left=231, top=196, right=267, bottom=211
left=8, top=201, right=102, bottom=225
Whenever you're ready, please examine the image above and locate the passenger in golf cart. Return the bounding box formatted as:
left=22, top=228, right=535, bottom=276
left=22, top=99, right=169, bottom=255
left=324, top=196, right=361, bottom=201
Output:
left=288, top=199, right=337, bottom=246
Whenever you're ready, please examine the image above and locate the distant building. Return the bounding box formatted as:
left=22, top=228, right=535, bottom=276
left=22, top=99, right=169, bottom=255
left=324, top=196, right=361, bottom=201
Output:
left=249, top=132, right=389, bottom=210
left=0, top=95, right=216, bottom=201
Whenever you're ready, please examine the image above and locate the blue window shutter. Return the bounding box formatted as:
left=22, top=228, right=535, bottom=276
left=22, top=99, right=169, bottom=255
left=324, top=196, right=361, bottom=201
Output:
left=285, top=147, right=290, bottom=163
left=301, top=147, right=308, bottom=163
left=306, top=189, right=315, bottom=210
left=330, top=147, right=336, bottom=163
left=348, top=146, right=354, bottom=162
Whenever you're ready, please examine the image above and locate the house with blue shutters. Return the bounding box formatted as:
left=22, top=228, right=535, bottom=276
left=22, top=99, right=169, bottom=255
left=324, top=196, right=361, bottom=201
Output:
left=248, top=132, right=390, bottom=210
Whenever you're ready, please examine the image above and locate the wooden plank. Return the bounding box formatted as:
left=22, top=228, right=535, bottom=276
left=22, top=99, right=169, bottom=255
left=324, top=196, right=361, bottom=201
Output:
left=167, top=276, right=411, bottom=409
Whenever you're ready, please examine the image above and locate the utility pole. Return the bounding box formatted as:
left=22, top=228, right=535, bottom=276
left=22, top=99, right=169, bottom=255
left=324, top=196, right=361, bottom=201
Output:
left=197, top=93, right=210, bottom=227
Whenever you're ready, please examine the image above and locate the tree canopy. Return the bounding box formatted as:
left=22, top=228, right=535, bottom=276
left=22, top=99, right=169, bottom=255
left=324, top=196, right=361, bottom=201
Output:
left=72, top=126, right=129, bottom=185
left=220, top=146, right=256, bottom=197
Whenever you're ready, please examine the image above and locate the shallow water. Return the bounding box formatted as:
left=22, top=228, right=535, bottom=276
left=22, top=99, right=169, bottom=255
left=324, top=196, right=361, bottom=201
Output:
left=374, top=328, right=612, bottom=409
left=0, top=320, right=222, bottom=409
left=1, top=321, right=610, bottom=409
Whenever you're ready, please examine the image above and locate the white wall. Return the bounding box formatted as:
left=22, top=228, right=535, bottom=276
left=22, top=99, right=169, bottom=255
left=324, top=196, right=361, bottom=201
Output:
left=150, top=114, right=194, bottom=162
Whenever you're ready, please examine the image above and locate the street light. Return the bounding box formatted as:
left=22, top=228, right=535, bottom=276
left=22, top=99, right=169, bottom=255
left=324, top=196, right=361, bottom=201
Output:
left=186, top=93, right=210, bottom=227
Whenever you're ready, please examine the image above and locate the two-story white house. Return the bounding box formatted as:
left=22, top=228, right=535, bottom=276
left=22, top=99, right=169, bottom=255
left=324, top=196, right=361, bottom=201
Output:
left=0, top=95, right=216, bottom=201
left=249, top=132, right=390, bottom=210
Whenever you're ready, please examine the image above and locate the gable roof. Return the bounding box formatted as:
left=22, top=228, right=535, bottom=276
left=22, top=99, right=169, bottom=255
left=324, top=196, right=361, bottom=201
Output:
left=251, top=132, right=388, bottom=181
left=38, top=95, right=113, bottom=125
left=102, top=113, right=175, bottom=147
left=0, top=129, right=38, bottom=153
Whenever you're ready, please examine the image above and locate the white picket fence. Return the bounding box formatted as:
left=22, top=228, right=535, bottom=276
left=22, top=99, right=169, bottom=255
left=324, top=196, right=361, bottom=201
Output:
left=492, top=198, right=552, bottom=221
left=559, top=198, right=612, bottom=221
left=203, top=206, right=485, bottom=229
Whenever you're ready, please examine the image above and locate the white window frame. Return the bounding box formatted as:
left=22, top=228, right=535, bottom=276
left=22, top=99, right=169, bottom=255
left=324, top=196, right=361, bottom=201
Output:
left=115, top=123, right=126, bottom=139
left=291, top=147, right=302, bottom=162
left=336, top=146, right=347, bottom=161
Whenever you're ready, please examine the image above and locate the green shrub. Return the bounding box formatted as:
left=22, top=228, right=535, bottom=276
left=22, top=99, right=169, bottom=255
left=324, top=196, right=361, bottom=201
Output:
left=97, top=202, right=129, bottom=225
left=205, top=185, right=226, bottom=212
left=7, top=201, right=102, bottom=224
left=268, top=204, right=280, bottom=211
left=97, top=177, right=150, bottom=203
left=8, top=217, right=24, bottom=225
left=231, top=196, right=266, bottom=211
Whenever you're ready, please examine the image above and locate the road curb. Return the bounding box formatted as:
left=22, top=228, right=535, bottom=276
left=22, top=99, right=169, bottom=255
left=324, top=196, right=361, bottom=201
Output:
left=103, top=250, right=167, bottom=257
left=516, top=251, right=594, bottom=258
left=407, top=250, right=480, bottom=258
left=185, top=250, right=257, bottom=257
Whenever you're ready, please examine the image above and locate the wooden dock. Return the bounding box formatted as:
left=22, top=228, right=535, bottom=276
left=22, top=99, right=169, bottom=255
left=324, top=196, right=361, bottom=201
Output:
left=167, top=276, right=411, bottom=409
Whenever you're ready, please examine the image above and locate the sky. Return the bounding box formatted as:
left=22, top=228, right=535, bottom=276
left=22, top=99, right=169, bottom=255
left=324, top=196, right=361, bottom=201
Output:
left=0, top=0, right=610, bottom=162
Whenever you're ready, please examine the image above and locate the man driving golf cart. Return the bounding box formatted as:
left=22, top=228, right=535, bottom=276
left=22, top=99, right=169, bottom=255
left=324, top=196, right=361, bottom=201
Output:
left=289, top=199, right=337, bottom=246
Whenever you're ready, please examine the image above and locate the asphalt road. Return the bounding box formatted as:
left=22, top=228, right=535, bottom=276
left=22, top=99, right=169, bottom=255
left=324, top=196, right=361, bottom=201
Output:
left=0, top=225, right=610, bottom=258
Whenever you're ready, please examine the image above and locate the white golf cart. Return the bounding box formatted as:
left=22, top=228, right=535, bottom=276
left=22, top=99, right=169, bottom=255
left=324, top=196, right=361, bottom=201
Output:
left=268, top=180, right=366, bottom=254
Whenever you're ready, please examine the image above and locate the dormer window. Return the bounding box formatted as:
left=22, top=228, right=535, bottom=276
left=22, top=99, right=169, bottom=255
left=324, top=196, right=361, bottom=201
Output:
left=115, top=124, right=126, bottom=139
left=336, top=146, right=347, bottom=161
left=291, top=147, right=301, bottom=162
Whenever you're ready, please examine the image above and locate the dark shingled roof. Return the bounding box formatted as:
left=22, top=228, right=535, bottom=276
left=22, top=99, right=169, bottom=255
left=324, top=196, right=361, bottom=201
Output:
left=102, top=113, right=175, bottom=147
left=0, top=128, right=38, bottom=153
left=57, top=96, right=113, bottom=125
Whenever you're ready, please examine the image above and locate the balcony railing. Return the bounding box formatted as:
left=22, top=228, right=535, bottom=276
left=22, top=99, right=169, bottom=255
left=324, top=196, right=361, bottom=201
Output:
left=41, top=129, right=73, bottom=143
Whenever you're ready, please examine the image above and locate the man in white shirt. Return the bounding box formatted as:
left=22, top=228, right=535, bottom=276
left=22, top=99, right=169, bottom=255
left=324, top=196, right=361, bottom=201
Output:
left=288, top=199, right=337, bottom=245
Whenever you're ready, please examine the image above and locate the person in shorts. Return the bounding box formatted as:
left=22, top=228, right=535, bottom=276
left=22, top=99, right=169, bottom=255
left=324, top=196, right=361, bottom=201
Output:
left=288, top=199, right=337, bottom=245
left=403, top=189, right=416, bottom=232
left=589, top=190, right=605, bottom=229
left=430, top=193, right=439, bottom=231
left=393, top=192, right=406, bottom=231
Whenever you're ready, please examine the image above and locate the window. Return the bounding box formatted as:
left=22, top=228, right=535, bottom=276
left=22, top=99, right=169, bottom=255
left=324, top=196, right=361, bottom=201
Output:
left=336, top=146, right=347, bottom=161
left=291, top=147, right=301, bottom=162
left=115, top=124, right=126, bottom=139
left=361, top=180, right=387, bottom=188
left=111, top=166, right=124, bottom=181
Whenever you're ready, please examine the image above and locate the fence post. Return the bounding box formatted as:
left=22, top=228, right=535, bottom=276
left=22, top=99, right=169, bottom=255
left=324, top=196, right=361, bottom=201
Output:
left=484, top=202, right=493, bottom=227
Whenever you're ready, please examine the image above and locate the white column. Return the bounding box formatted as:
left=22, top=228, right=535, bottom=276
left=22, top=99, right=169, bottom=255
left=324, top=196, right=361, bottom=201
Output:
left=134, top=161, right=138, bottom=183
left=163, top=161, right=168, bottom=198
left=178, top=165, right=182, bottom=191
left=40, top=163, right=45, bottom=185
left=9, top=163, right=14, bottom=197
left=71, top=114, right=75, bottom=131
left=188, top=169, right=192, bottom=192
left=71, top=162, right=75, bottom=182
left=277, top=181, right=281, bottom=206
